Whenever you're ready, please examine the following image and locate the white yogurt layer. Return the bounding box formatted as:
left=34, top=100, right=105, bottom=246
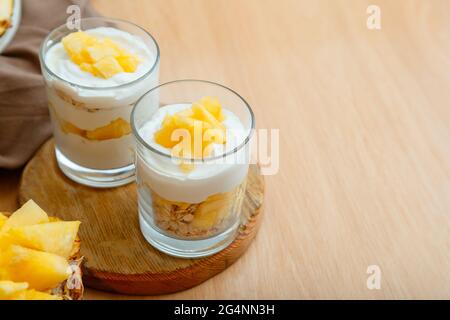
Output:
left=136, top=104, right=251, bottom=203
left=44, top=27, right=159, bottom=170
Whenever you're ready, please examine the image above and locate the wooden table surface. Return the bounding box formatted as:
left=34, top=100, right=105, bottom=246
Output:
left=1, top=0, right=449, bottom=299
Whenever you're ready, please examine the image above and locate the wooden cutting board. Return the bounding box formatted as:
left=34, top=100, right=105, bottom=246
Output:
left=18, top=139, right=264, bottom=295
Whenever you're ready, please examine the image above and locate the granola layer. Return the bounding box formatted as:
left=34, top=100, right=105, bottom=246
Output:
left=151, top=179, right=247, bottom=239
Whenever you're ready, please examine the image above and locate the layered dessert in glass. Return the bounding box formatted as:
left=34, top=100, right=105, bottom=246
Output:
left=132, top=80, right=254, bottom=258
left=39, top=18, right=159, bottom=187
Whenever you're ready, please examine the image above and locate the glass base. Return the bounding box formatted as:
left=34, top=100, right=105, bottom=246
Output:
left=55, top=147, right=135, bottom=188
left=139, top=208, right=240, bottom=258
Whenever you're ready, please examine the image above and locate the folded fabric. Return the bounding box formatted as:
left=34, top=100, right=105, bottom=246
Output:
left=0, top=0, right=97, bottom=169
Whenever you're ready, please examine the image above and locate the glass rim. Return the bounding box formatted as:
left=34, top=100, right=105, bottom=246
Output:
left=39, top=17, right=160, bottom=90
left=131, top=79, right=255, bottom=162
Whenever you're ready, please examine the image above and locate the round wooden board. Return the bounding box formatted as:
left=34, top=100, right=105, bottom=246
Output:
left=18, top=139, right=264, bottom=295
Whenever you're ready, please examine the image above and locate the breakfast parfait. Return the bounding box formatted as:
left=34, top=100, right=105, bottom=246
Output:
left=132, top=80, right=254, bottom=257
left=40, top=18, right=159, bottom=187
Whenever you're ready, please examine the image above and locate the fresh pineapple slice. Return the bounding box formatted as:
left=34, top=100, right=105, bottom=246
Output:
left=7, top=221, right=81, bottom=259
left=192, top=193, right=232, bottom=230
left=61, top=119, right=87, bottom=137
left=191, top=102, right=225, bottom=130
left=62, top=31, right=95, bottom=65
left=62, top=31, right=141, bottom=78
left=85, top=118, right=131, bottom=141
left=79, top=62, right=97, bottom=77
left=81, top=43, right=119, bottom=64
left=0, top=245, right=71, bottom=291
left=93, top=56, right=124, bottom=79
left=154, top=115, right=179, bottom=148
left=116, top=55, right=141, bottom=72
left=154, top=97, right=228, bottom=172
left=0, top=213, right=7, bottom=229
left=199, top=96, right=226, bottom=121
left=0, top=281, right=28, bottom=299
left=10, top=289, right=61, bottom=300
left=1, top=200, right=49, bottom=233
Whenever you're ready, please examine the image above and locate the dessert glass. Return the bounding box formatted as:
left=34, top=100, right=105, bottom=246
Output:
left=132, top=80, right=254, bottom=258
left=39, top=18, right=160, bottom=188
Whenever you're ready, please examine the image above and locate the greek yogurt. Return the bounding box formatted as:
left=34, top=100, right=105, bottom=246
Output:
left=44, top=27, right=159, bottom=170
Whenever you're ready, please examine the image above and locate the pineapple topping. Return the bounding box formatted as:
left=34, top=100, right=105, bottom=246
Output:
left=0, top=200, right=81, bottom=300
left=62, top=31, right=141, bottom=79
left=154, top=96, right=227, bottom=172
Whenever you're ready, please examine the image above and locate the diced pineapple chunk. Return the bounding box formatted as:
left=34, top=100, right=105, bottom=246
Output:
left=1, top=200, right=49, bottom=233
left=61, top=31, right=141, bottom=78
left=191, top=103, right=225, bottom=130
left=79, top=62, right=96, bottom=75
left=154, top=115, right=179, bottom=148
left=85, top=118, right=131, bottom=141
left=192, top=193, right=231, bottom=230
left=154, top=97, right=228, bottom=172
left=0, top=245, right=71, bottom=291
left=81, top=43, right=119, bottom=63
left=7, top=221, right=81, bottom=259
left=0, top=213, right=7, bottom=229
left=93, top=56, right=124, bottom=79
left=62, top=31, right=94, bottom=55
left=116, top=55, right=140, bottom=72
left=10, top=289, right=61, bottom=300
left=199, top=96, right=226, bottom=121
left=0, top=281, right=28, bottom=299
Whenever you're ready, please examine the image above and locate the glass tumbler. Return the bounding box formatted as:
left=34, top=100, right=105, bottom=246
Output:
left=132, top=80, right=254, bottom=258
left=39, top=17, right=160, bottom=188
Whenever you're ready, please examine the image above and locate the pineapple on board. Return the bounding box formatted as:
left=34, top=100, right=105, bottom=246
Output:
left=0, top=200, right=83, bottom=300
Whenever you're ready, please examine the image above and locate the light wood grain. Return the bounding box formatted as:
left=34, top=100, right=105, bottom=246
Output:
left=18, top=140, right=264, bottom=295
left=1, top=0, right=449, bottom=299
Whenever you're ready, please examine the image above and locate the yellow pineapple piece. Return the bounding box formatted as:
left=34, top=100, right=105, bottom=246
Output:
left=62, top=31, right=95, bottom=65
left=191, top=103, right=225, bottom=130
left=0, top=245, right=71, bottom=291
left=154, top=97, right=228, bottom=172
left=0, top=233, right=12, bottom=250
left=116, top=55, right=140, bottom=73
left=101, top=38, right=122, bottom=50
left=1, top=200, right=49, bottom=233
left=191, top=207, right=220, bottom=230
left=10, top=289, right=61, bottom=300
left=174, top=116, right=212, bottom=158
left=61, top=120, right=87, bottom=138
left=7, top=221, right=81, bottom=259
left=81, top=43, right=119, bottom=64
left=79, top=62, right=96, bottom=75
left=192, top=193, right=232, bottom=230
left=93, top=56, right=124, bottom=79
left=191, top=103, right=226, bottom=144
left=85, top=118, right=131, bottom=141
left=0, top=281, right=28, bottom=299
left=0, top=213, right=7, bottom=229
left=62, top=31, right=141, bottom=79
left=154, top=115, right=179, bottom=148
left=199, top=96, right=226, bottom=121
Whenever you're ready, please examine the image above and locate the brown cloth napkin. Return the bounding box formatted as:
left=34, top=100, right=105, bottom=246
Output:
left=0, top=0, right=97, bottom=169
